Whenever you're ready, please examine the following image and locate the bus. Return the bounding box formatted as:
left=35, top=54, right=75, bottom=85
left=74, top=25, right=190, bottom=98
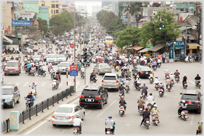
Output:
left=105, top=36, right=113, bottom=46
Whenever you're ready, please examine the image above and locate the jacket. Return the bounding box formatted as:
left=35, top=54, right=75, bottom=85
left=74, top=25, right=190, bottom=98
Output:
left=142, top=110, right=150, bottom=119
left=174, top=71, right=180, bottom=76
left=137, top=98, right=145, bottom=106
left=105, top=119, right=115, bottom=129
left=119, top=99, right=127, bottom=106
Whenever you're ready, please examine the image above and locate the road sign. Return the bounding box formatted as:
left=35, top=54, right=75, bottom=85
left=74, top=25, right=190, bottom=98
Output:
left=70, top=70, right=78, bottom=76
left=70, top=65, right=78, bottom=70
left=85, top=33, right=89, bottom=37
left=70, top=44, right=74, bottom=48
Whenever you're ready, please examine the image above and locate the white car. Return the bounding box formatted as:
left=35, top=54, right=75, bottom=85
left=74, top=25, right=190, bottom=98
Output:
left=57, top=55, right=66, bottom=63
left=51, top=104, right=85, bottom=126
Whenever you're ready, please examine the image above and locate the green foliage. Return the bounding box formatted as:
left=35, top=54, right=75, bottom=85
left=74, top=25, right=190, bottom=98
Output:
left=139, top=9, right=181, bottom=47
left=38, top=18, right=48, bottom=34
left=96, top=10, right=125, bottom=38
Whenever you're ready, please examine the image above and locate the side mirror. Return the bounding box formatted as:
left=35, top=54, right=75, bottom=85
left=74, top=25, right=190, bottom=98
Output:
left=180, top=93, right=183, bottom=95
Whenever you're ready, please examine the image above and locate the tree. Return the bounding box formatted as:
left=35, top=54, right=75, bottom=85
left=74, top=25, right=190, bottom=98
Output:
left=139, top=9, right=181, bottom=47
left=38, top=18, right=48, bottom=34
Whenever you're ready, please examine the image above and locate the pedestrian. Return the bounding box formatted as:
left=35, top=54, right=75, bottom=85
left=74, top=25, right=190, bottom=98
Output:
left=162, top=52, right=166, bottom=63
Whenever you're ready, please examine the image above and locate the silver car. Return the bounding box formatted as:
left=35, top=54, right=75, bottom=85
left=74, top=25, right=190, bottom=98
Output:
left=51, top=104, right=85, bottom=126
left=57, top=55, right=66, bottom=63
left=22, top=48, right=33, bottom=55
left=93, top=63, right=112, bottom=75
left=32, top=55, right=42, bottom=62
left=102, top=73, right=120, bottom=90
left=46, top=54, right=58, bottom=65
left=58, top=62, right=70, bottom=74
left=2, top=84, right=20, bottom=108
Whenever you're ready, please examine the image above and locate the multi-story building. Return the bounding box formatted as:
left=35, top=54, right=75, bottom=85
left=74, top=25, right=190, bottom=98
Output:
left=38, top=1, right=59, bottom=19
left=38, top=6, right=50, bottom=26
left=67, top=1, right=76, bottom=12
left=77, top=5, right=88, bottom=13
left=92, top=5, right=101, bottom=18
left=59, top=4, right=69, bottom=13
left=102, top=1, right=118, bottom=15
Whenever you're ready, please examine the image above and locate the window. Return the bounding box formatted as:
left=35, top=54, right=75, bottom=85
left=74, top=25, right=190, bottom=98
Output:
left=41, top=4, right=44, bottom=6
left=51, top=10, right=53, bottom=14
left=54, top=10, right=55, bottom=14
left=56, top=10, right=59, bottom=13
left=56, top=4, right=58, bottom=8
left=74, top=106, right=79, bottom=112
left=180, top=8, right=184, bottom=11
left=51, top=4, right=55, bottom=8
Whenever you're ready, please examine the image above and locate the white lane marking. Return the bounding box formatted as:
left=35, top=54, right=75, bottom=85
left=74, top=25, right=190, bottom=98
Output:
left=23, top=120, right=47, bottom=135
left=190, top=114, right=194, bottom=125
left=23, top=82, right=29, bottom=87
left=15, top=82, right=20, bottom=86
left=96, top=99, right=117, bottom=118
left=41, top=82, right=46, bottom=86
left=190, top=80, right=195, bottom=85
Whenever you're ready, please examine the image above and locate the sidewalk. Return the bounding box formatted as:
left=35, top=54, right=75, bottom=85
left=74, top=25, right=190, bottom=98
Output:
left=4, top=84, right=86, bottom=135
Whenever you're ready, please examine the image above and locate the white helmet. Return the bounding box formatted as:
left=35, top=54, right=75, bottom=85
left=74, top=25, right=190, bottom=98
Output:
left=184, top=74, right=186, bottom=76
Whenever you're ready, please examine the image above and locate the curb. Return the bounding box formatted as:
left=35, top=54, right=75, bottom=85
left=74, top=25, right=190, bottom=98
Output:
left=4, top=85, right=86, bottom=135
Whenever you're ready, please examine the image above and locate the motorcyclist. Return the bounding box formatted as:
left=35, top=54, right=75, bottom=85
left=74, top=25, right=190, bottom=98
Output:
left=105, top=116, right=115, bottom=134
left=165, top=76, right=172, bottom=88
left=141, top=83, right=148, bottom=97
left=195, top=74, right=201, bottom=86
left=25, top=91, right=33, bottom=108
left=182, top=74, right=187, bottom=87
left=77, top=61, right=81, bottom=69
left=27, top=62, right=31, bottom=73
left=154, top=76, right=159, bottom=88
left=152, top=60, right=157, bottom=68
left=178, top=100, right=187, bottom=116
left=48, top=62, right=52, bottom=72
left=90, top=70, right=96, bottom=81
left=39, top=64, right=45, bottom=75
left=146, top=93, right=155, bottom=109
left=126, top=69, right=131, bottom=78
left=137, top=96, right=145, bottom=110
left=30, top=82, right=37, bottom=91
left=81, top=66, right=85, bottom=77
left=164, top=67, right=170, bottom=77
left=157, top=58, right=161, bottom=65
left=135, top=76, right=141, bottom=87
left=73, top=114, right=83, bottom=134
left=174, top=70, right=180, bottom=79
left=140, top=107, right=150, bottom=126
left=196, top=122, right=202, bottom=135
left=121, top=70, right=125, bottom=78
left=170, top=72, right=174, bottom=84
left=151, top=105, right=160, bottom=122
left=56, top=70, right=61, bottom=83
left=50, top=66, right=55, bottom=78
left=159, top=81, right=165, bottom=91
left=119, top=83, right=126, bottom=96
left=119, top=96, right=127, bottom=110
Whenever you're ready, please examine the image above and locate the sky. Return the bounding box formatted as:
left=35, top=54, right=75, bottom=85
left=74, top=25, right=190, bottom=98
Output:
left=75, top=1, right=102, bottom=16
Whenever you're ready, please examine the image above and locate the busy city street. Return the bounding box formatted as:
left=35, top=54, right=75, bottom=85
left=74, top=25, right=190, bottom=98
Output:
left=1, top=0, right=203, bottom=135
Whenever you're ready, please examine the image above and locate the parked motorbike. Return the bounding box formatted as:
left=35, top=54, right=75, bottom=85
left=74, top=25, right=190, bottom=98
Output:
left=119, top=105, right=125, bottom=117
left=152, top=114, right=160, bottom=126
left=179, top=110, right=189, bottom=121
left=158, top=88, right=164, bottom=97
left=195, top=80, right=201, bottom=89
left=143, top=118, right=150, bottom=129
left=52, top=80, right=58, bottom=90
left=183, top=82, right=188, bottom=89
left=138, top=106, right=144, bottom=116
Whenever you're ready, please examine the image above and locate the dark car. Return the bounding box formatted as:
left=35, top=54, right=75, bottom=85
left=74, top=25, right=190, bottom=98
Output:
left=132, top=66, right=153, bottom=78
left=180, top=90, right=202, bottom=114
left=2, top=84, right=20, bottom=108
left=79, top=85, right=108, bottom=109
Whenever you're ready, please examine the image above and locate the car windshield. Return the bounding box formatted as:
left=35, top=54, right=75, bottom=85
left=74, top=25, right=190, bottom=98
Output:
left=56, top=107, right=73, bottom=113
left=182, top=94, right=199, bottom=100
left=140, top=67, right=151, bottom=71
left=47, top=55, right=57, bottom=58
left=100, top=64, right=110, bottom=68
left=60, top=63, right=69, bottom=67
left=58, top=55, right=65, bottom=58
left=104, top=76, right=116, bottom=80
left=6, top=62, right=18, bottom=67
left=82, top=89, right=99, bottom=96
left=106, top=38, right=113, bottom=41
left=33, top=56, right=41, bottom=58
left=2, top=88, right=13, bottom=95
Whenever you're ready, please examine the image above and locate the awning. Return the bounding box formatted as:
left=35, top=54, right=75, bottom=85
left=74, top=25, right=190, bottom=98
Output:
left=3, top=35, right=13, bottom=44
left=131, top=46, right=144, bottom=51
left=187, top=43, right=201, bottom=49
left=148, top=44, right=165, bottom=52
left=139, top=47, right=151, bottom=53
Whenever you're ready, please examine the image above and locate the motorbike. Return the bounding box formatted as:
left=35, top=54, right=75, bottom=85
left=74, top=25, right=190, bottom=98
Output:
left=81, top=72, right=85, bottom=79
left=124, top=80, right=130, bottom=93
left=183, top=82, right=188, bottom=89
left=171, top=79, right=174, bottom=87
left=115, top=66, right=119, bottom=72
left=158, top=88, right=164, bottom=97
left=152, top=114, right=160, bottom=126
left=135, top=81, right=141, bottom=91
left=147, top=103, right=154, bottom=112
left=73, top=126, right=80, bottom=135
left=166, top=84, right=171, bottom=92
left=90, top=75, right=97, bottom=83
left=28, top=68, right=36, bottom=76
left=179, top=110, right=189, bottom=121
left=29, top=86, right=37, bottom=97
left=152, top=65, right=157, bottom=71
left=119, top=90, right=124, bottom=98
left=25, top=98, right=34, bottom=110
left=165, top=73, right=169, bottom=79
left=48, top=66, right=52, bottom=73
left=149, top=75, right=154, bottom=84
left=142, top=91, right=146, bottom=99
left=143, top=118, right=150, bottom=129
left=155, top=83, right=159, bottom=91
left=138, top=106, right=144, bottom=116
left=38, top=70, right=46, bottom=77
left=126, top=75, right=131, bottom=81
left=119, top=105, right=125, bottom=117
left=158, top=63, right=161, bottom=68
left=52, top=80, right=58, bottom=90
left=175, top=76, right=180, bottom=83
left=51, top=72, right=55, bottom=80
left=195, top=80, right=201, bottom=89
left=147, top=63, right=152, bottom=68
left=105, top=128, right=113, bottom=135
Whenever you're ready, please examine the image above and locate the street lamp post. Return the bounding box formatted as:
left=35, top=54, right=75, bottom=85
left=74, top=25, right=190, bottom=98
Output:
left=21, top=19, right=24, bottom=48
left=73, top=9, right=76, bottom=92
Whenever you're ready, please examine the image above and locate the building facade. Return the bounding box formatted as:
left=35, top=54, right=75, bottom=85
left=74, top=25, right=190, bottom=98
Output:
left=59, top=4, right=69, bottom=13
left=38, top=6, right=50, bottom=26
left=23, top=1, right=39, bottom=14
left=39, top=1, right=59, bottom=19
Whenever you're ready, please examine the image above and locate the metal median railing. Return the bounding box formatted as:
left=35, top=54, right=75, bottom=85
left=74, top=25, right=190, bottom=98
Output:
left=2, top=88, right=72, bottom=133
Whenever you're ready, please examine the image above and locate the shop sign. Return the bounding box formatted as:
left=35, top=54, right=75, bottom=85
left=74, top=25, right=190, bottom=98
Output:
left=17, top=32, right=21, bottom=38
left=146, top=40, right=153, bottom=48
left=12, top=20, right=31, bottom=26
left=189, top=46, right=197, bottom=49
left=167, top=41, right=185, bottom=47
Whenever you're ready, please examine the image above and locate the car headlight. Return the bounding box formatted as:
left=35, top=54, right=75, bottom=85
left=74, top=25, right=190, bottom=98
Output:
left=6, top=98, right=12, bottom=101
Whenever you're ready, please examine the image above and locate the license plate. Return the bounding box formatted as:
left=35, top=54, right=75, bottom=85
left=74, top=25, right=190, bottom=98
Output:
left=58, top=117, right=64, bottom=120
left=9, top=71, right=14, bottom=73
left=168, top=86, right=170, bottom=88
left=146, top=72, right=148, bottom=74
left=140, top=108, right=142, bottom=110
left=185, top=116, right=188, bottom=118
left=146, top=121, right=149, bottom=123
left=88, top=99, right=92, bottom=102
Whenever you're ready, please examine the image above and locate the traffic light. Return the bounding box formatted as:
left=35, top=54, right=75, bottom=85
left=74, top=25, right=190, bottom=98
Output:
left=151, top=23, right=154, bottom=30
left=162, top=24, right=165, bottom=28
left=159, top=23, right=162, bottom=30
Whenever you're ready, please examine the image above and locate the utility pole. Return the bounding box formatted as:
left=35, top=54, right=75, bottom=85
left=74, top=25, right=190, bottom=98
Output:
left=74, top=9, right=76, bottom=92
left=197, top=15, right=201, bottom=45
left=185, top=26, right=187, bottom=57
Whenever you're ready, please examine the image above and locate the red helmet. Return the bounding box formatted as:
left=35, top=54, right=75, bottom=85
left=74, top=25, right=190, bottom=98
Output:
left=121, top=96, right=124, bottom=99
left=145, top=107, right=148, bottom=110
left=33, top=82, right=35, bottom=84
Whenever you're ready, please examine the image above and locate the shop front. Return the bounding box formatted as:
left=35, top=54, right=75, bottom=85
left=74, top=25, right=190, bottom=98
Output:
left=167, top=41, right=185, bottom=60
